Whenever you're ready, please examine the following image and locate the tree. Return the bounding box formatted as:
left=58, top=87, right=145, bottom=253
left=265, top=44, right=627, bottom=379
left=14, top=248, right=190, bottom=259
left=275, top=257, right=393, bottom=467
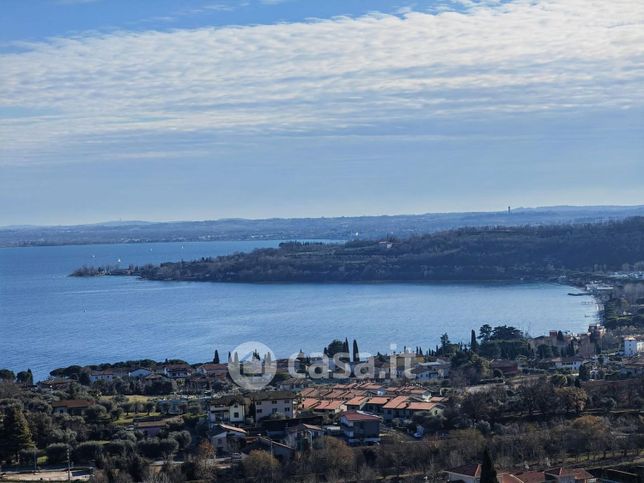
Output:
left=480, top=447, right=498, bottom=483
left=537, top=344, right=553, bottom=359
left=326, top=339, right=345, bottom=357
left=242, top=450, right=281, bottom=482
left=74, top=441, right=103, bottom=463
left=352, top=339, right=360, bottom=363
left=305, top=436, right=355, bottom=478
left=470, top=330, right=479, bottom=353
left=440, top=333, right=451, bottom=353
left=0, top=369, right=15, bottom=382
left=479, top=324, right=492, bottom=343
left=193, top=439, right=216, bottom=481
left=0, top=405, right=34, bottom=463
left=16, top=370, right=33, bottom=386
left=556, top=386, right=588, bottom=415
left=490, top=325, right=523, bottom=341
left=579, top=364, right=590, bottom=381
left=213, top=350, right=220, bottom=364
left=46, top=443, right=70, bottom=464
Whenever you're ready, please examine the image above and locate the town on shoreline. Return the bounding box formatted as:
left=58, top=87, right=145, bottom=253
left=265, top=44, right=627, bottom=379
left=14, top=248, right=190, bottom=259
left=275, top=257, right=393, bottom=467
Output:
left=1, top=302, right=643, bottom=482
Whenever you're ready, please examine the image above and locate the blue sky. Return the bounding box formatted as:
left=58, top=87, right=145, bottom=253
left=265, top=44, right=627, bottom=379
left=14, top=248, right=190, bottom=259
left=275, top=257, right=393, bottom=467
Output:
left=1, top=0, right=643, bottom=225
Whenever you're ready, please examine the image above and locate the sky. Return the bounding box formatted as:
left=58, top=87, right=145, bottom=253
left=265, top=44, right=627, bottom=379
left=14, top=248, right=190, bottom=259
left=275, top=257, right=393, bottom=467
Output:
left=0, top=0, right=643, bottom=226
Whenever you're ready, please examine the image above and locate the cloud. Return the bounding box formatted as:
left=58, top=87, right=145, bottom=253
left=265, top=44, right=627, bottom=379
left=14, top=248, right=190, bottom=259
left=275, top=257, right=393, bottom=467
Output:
left=1, top=0, right=643, bottom=165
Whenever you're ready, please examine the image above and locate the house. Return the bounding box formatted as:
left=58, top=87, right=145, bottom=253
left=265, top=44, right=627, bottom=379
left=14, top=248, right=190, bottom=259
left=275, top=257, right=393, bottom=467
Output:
left=51, top=399, right=94, bottom=416
left=405, top=401, right=444, bottom=417
left=250, top=391, right=297, bottom=422
left=553, top=356, right=585, bottom=372
left=363, top=396, right=388, bottom=415
left=544, top=467, right=596, bottom=483
left=445, top=464, right=481, bottom=483
left=620, top=357, right=644, bottom=376
left=37, top=378, right=71, bottom=392
left=209, top=395, right=246, bottom=425
left=163, top=364, right=192, bottom=379
left=285, top=423, right=324, bottom=449
left=623, top=337, right=644, bottom=356
left=491, top=360, right=520, bottom=377
left=383, top=395, right=409, bottom=421
left=261, top=415, right=324, bottom=439
left=513, top=471, right=546, bottom=483
left=339, top=411, right=381, bottom=445
left=196, top=363, right=228, bottom=380
left=211, top=423, right=247, bottom=454
left=89, top=370, right=119, bottom=383
left=345, top=396, right=368, bottom=411
left=242, top=437, right=295, bottom=463
left=411, top=365, right=442, bottom=382
left=185, top=375, right=213, bottom=393
left=277, top=377, right=308, bottom=391
left=418, top=359, right=451, bottom=378
left=135, top=419, right=169, bottom=438
left=157, top=398, right=188, bottom=415
left=311, top=399, right=345, bottom=415
left=128, top=368, right=153, bottom=379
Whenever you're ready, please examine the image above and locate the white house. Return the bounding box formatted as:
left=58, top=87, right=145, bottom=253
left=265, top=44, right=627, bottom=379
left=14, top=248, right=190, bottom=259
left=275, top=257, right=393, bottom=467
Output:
left=211, top=423, right=247, bottom=453
left=410, top=365, right=441, bottom=382
left=128, top=368, right=153, bottom=379
left=89, top=371, right=117, bottom=383
left=251, top=391, right=296, bottom=421
left=209, top=395, right=246, bottom=426
left=445, top=464, right=481, bottom=483
left=554, top=356, right=585, bottom=372
left=623, top=337, right=644, bottom=357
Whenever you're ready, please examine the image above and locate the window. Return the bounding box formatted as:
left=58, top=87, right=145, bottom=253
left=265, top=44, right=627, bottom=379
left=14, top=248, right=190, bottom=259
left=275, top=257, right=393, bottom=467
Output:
left=272, top=400, right=277, bottom=404
left=233, top=412, right=239, bottom=418
left=272, top=408, right=277, bottom=414
left=257, top=409, right=263, bottom=414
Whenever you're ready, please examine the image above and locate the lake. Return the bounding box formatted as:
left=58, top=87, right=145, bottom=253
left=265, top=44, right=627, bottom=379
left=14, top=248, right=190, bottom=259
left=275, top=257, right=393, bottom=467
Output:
left=0, top=241, right=598, bottom=381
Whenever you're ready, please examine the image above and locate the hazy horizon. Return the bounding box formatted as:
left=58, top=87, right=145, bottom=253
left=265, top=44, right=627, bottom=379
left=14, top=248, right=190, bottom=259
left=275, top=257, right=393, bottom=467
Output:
left=1, top=203, right=643, bottom=230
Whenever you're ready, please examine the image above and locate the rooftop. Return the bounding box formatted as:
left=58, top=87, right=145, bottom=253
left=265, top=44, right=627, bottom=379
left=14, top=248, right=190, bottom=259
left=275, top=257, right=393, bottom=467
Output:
left=341, top=410, right=381, bottom=422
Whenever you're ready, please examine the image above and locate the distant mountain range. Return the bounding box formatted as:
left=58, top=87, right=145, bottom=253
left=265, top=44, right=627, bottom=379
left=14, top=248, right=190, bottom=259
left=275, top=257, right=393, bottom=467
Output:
left=2, top=205, right=644, bottom=247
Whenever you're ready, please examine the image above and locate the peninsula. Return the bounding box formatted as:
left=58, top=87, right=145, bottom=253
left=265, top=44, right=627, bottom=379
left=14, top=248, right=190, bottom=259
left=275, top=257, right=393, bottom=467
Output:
left=72, top=217, right=644, bottom=284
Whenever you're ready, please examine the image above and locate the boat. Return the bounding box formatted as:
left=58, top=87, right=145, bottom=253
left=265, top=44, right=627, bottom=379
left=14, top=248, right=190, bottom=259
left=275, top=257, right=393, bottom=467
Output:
left=568, top=292, right=589, bottom=296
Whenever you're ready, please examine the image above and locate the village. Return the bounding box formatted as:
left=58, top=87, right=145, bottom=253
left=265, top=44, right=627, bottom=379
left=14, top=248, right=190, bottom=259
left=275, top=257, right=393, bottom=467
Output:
left=2, top=320, right=643, bottom=482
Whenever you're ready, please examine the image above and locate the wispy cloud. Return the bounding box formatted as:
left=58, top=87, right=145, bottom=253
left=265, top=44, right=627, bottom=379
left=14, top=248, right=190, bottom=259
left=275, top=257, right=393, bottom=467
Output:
left=1, top=0, right=643, bottom=165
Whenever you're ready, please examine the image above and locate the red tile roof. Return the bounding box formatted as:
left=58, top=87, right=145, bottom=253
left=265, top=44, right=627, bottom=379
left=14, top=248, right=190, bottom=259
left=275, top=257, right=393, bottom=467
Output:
left=447, top=464, right=482, bottom=478
left=366, top=397, right=389, bottom=405
left=406, top=402, right=437, bottom=411
left=514, top=471, right=546, bottom=483
left=345, top=396, right=368, bottom=407
left=383, top=395, right=409, bottom=410
left=545, top=468, right=594, bottom=480
left=341, top=410, right=381, bottom=422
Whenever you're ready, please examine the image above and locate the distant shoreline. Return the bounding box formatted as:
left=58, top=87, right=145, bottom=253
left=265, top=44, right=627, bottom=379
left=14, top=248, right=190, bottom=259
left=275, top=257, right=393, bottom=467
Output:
left=3, top=204, right=644, bottom=248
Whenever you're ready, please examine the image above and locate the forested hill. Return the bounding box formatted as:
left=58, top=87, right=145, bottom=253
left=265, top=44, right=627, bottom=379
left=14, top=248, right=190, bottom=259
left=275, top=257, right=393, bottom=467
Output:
left=73, top=217, right=644, bottom=283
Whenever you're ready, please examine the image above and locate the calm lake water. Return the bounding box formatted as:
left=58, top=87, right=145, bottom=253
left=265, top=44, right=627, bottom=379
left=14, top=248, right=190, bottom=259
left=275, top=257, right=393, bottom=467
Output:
left=0, top=241, right=598, bottom=380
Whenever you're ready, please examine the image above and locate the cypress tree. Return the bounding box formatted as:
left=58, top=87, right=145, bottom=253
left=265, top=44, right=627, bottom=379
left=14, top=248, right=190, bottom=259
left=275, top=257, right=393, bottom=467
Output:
left=470, top=329, right=479, bottom=353
left=352, top=339, right=360, bottom=363
left=213, top=350, right=220, bottom=364
left=480, top=447, right=498, bottom=483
